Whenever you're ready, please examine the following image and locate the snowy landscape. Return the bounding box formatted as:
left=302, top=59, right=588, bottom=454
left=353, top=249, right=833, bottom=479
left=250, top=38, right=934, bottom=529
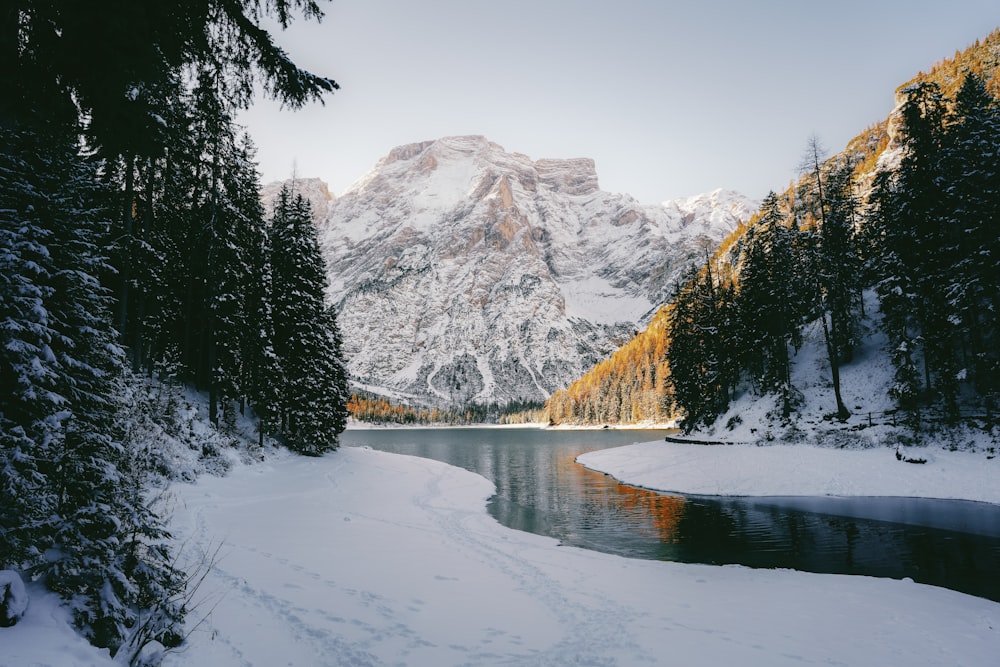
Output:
left=4, top=436, right=999, bottom=667
left=4, top=303, right=1000, bottom=665
left=5, top=5, right=1000, bottom=667
left=3, top=285, right=998, bottom=664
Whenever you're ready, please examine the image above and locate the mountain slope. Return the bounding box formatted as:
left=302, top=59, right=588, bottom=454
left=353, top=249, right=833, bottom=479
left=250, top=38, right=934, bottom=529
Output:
left=301, top=135, right=754, bottom=405
left=547, top=29, right=1000, bottom=431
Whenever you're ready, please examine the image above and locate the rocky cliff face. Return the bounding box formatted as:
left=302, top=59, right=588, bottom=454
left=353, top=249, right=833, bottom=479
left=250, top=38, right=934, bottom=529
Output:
left=275, top=136, right=755, bottom=405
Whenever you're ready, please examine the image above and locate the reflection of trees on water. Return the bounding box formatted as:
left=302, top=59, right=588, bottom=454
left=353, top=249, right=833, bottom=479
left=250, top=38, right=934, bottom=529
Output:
left=562, top=454, right=686, bottom=543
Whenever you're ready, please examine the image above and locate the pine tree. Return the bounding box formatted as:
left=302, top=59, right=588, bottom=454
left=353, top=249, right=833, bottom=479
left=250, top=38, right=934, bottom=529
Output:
left=666, top=261, right=736, bottom=431
left=939, top=72, right=1000, bottom=399
left=798, top=140, right=861, bottom=419
left=0, top=121, right=185, bottom=654
left=868, top=169, right=922, bottom=410
left=734, top=193, right=804, bottom=416
left=267, top=187, right=348, bottom=454
left=0, top=126, right=63, bottom=570
left=875, top=81, right=957, bottom=414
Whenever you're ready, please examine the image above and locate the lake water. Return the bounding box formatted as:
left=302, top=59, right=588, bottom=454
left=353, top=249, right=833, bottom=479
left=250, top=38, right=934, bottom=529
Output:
left=342, top=427, right=1000, bottom=601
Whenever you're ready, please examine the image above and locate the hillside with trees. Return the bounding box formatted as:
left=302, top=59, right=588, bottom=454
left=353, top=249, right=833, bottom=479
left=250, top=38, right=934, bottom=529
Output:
left=1, top=1, right=348, bottom=661
left=546, top=31, right=1000, bottom=435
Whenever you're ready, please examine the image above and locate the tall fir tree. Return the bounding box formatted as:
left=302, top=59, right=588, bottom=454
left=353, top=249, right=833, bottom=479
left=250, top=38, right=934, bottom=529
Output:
left=734, top=193, right=805, bottom=416
left=267, top=186, right=348, bottom=454
left=875, top=81, right=957, bottom=414
left=939, top=72, right=1000, bottom=400
left=666, top=262, right=736, bottom=431
left=0, top=121, right=184, bottom=655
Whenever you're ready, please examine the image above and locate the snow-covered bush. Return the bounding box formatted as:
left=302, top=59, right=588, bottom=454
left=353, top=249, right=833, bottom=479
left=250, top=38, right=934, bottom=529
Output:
left=0, top=570, right=28, bottom=627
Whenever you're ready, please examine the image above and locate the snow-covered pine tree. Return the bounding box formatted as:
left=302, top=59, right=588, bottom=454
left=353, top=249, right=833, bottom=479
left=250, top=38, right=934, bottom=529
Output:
left=0, top=125, right=63, bottom=571
left=267, top=186, right=348, bottom=455
left=939, top=72, right=1000, bottom=400
left=228, top=133, right=269, bottom=422
left=875, top=81, right=957, bottom=413
left=666, top=261, right=735, bottom=431
left=0, top=120, right=186, bottom=655
left=191, top=71, right=263, bottom=425
left=868, top=168, right=922, bottom=410
left=247, top=209, right=284, bottom=447
left=734, top=193, right=805, bottom=416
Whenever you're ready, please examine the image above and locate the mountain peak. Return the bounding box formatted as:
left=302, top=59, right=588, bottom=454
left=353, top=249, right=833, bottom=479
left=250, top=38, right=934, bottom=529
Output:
left=318, top=136, right=754, bottom=405
left=383, top=135, right=496, bottom=165
left=362, top=136, right=600, bottom=198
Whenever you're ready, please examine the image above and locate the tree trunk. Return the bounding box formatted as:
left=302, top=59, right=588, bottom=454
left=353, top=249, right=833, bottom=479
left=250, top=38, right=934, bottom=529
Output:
left=821, top=309, right=849, bottom=419
left=116, top=154, right=135, bottom=343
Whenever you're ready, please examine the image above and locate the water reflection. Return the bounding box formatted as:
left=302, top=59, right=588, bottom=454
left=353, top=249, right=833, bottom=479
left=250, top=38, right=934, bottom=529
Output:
left=342, top=427, right=1000, bottom=601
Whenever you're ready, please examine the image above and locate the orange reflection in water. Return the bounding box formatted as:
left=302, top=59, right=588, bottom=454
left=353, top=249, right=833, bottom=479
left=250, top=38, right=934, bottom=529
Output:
left=561, top=453, right=687, bottom=544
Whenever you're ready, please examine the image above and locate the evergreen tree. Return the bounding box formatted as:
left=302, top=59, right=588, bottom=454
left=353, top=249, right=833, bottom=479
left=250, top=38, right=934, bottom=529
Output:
left=868, top=169, right=922, bottom=409
left=247, top=219, right=284, bottom=447
left=191, top=73, right=267, bottom=424
left=798, top=141, right=861, bottom=419
left=939, top=72, right=1000, bottom=399
left=267, top=187, right=348, bottom=454
left=734, top=193, right=804, bottom=416
left=666, top=261, right=736, bottom=431
left=0, top=126, right=63, bottom=569
left=874, top=81, right=957, bottom=413
left=0, top=122, right=184, bottom=655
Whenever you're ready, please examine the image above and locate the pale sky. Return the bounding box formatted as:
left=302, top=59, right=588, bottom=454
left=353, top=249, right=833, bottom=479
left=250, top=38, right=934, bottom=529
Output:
left=240, top=0, right=999, bottom=204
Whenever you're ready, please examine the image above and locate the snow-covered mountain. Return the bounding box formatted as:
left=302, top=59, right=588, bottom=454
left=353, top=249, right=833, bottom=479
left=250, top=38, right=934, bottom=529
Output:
left=287, top=136, right=755, bottom=405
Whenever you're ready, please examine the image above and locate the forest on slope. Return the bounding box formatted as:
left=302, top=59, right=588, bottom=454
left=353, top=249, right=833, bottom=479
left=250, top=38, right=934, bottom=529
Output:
left=546, top=29, right=1000, bottom=432
left=1, top=2, right=349, bottom=662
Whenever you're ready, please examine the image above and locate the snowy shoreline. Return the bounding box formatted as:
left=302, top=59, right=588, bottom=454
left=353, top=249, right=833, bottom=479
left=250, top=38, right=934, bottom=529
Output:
left=578, top=440, right=1000, bottom=505
left=345, top=419, right=677, bottom=431
left=156, top=447, right=1000, bottom=666
left=4, top=444, right=999, bottom=666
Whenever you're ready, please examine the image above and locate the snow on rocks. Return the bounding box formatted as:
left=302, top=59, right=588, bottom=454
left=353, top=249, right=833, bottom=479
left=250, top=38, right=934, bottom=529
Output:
left=0, top=578, right=117, bottom=666
left=307, top=136, right=756, bottom=404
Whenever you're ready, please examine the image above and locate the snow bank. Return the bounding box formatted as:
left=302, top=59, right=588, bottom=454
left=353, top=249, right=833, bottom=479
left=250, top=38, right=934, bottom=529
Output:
left=4, top=446, right=998, bottom=666
left=160, top=448, right=997, bottom=666
left=578, top=441, right=1000, bottom=504
left=0, top=570, right=28, bottom=626
left=0, top=579, right=116, bottom=665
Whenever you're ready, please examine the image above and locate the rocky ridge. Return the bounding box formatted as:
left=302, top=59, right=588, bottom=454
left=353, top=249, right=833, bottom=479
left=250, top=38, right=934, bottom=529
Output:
left=275, top=135, right=755, bottom=405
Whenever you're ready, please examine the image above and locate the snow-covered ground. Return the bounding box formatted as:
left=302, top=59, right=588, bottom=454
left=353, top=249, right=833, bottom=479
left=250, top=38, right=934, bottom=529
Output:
left=4, top=445, right=998, bottom=667
left=578, top=440, right=1000, bottom=503
left=668, top=290, right=999, bottom=452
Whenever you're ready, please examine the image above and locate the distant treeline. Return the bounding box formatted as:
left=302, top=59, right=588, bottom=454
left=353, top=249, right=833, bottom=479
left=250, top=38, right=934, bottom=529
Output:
left=348, top=392, right=546, bottom=425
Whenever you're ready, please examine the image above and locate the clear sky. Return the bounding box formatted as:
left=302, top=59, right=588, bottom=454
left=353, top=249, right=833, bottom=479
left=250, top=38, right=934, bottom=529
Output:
left=240, top=0, right=999, bottom=204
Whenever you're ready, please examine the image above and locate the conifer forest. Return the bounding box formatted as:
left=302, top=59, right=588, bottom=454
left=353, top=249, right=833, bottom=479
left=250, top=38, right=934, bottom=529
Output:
left=1, top=2, right=347, bottom=659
